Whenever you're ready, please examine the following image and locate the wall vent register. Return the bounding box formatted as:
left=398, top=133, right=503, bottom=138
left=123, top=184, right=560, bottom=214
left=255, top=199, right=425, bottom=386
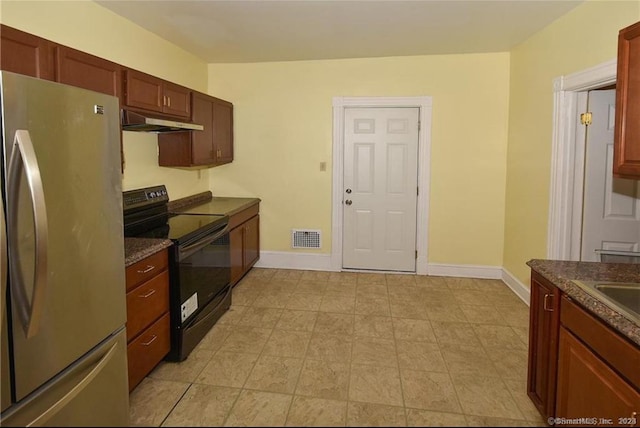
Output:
left=292, top=229, right=322, bottom=249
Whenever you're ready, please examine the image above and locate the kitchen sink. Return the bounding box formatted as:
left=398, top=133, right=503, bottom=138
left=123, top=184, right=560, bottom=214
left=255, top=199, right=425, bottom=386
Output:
left=571, top=280, right=640, bottom=324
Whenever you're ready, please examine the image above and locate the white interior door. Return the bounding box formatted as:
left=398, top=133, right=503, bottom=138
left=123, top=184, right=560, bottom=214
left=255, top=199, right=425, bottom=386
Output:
left=581, top=89, right=640, bottom=261
left=342, top=107, right=419, bottom=272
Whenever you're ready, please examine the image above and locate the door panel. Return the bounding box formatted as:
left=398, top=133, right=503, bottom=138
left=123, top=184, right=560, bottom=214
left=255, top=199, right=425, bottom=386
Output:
left=343, top=107, right=419, bottom=271
left=354, top=143, right=374, bottom=193
left=354, top=210, right=374, bottom=251
left=581, top=89, right=640, bottom=261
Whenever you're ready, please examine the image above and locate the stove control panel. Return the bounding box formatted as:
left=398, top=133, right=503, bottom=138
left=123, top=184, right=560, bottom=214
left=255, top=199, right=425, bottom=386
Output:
left=123, top=185, right=169, bottom=212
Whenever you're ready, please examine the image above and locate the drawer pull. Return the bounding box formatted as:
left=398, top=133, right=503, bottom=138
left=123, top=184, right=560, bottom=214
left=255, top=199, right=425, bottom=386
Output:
left=543, top=293, right=554, bottom=312
left=141, top=335, right=157, bottom=346
left=138, top=289, right=157, bottom=299
left=137, top=265, right=155, bottom=274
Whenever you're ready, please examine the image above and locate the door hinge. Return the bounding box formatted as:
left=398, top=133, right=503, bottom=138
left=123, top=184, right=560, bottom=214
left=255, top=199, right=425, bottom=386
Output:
left=417, top=186, right=419, bottom=196
left=417, top=120, right=421, bottom=131
left=580, top=112, right=592, bottom=126
left=415, top=250, right=418, bottom=259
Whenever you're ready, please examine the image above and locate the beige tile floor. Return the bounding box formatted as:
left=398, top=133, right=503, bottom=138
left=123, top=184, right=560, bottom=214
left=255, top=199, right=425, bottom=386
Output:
left=129, top=268, right=547, bottom=427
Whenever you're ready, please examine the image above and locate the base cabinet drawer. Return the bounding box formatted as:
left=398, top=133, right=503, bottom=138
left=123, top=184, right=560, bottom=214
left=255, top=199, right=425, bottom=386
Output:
left=125, top=248, right=171, bottom=392
left=127, top=313, right=170, bottom=392
left=126, top=270, right=170, bottom=342
left=126, top=250, right=169, bottom=291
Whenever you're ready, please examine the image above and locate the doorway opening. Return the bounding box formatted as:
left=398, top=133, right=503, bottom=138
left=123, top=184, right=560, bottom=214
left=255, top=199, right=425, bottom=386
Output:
left=547, top=59, right=637, bottom=261
left=331, top=96, right=432, bottom=274
left=579, top=88, right=640, bottom=262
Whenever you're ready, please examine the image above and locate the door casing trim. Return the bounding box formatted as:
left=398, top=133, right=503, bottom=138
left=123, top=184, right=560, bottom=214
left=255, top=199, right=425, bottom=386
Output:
left=331, top=96, right=432, bottom=274
left=548, top=59, right=616, bottom=260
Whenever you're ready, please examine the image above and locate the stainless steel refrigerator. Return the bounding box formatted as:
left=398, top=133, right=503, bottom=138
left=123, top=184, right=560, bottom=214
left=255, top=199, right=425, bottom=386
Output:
left=0, top=71, right=129, bottom=426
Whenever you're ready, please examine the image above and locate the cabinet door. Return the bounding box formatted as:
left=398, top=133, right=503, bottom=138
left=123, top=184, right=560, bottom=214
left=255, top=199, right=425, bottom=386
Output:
left=0, top=25, right=54, bottom=80
left=229, top=226, right=244, bottom=285
left=163, top=82, right=191, bottom=118
left=56, top=46, right=121, bottom=98
left=243, top=215, right=260, bottom=271
left=213, top=99, right=234, bottom=165
left=556, top=326, right=640, bottom=423
left=614, top=21, right=640, bottom=178
left=191, top=92, right=215, bottom=165
left=124, top=69, right=164, bottom=113
left=527, top=272, right=561, bottom=421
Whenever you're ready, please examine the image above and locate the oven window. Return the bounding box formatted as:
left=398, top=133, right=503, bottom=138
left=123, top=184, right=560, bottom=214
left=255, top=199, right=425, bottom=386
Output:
left=178, top=233, right=230, bottom=323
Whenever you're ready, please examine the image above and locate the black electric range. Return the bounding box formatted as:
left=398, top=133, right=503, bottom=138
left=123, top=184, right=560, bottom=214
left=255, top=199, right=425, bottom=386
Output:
left=123, top=185, right=232, bottom=361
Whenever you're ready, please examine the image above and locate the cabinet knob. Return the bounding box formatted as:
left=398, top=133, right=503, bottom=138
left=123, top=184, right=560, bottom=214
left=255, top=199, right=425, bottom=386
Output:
left=163, top=95, right=167, bottom=106
left=167, top=96, right=171, bottom=107
left=345, top=200, right=352, bottom=205
left=543, top=293, right=554, bottom=311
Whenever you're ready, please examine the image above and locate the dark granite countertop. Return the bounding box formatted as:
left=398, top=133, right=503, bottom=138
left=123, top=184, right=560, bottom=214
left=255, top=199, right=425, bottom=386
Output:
left=124, top=192, right=258, bottom=267
left=168, top=191, right=260, bottom=217
left=527, top=259, right=640, bottom=346
left=124, top=237, right=173, bottom=267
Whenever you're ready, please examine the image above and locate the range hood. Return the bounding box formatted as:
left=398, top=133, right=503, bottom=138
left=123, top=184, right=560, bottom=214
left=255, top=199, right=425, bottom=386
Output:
left=121, top=110, right=204, bottom=133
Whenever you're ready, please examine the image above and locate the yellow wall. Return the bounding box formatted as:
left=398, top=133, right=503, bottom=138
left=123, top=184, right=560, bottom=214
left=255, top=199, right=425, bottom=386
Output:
left=0, top=0, right=211, bottom=199
left=504, top=0, right=640, bottom=284
left=208, top=53, right=511, bottom=265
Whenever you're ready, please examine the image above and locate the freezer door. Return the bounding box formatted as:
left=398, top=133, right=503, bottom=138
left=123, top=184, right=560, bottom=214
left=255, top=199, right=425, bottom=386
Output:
left=0, top=328, right=129, bottom=427
left=0, top=72, right=126, bottom=400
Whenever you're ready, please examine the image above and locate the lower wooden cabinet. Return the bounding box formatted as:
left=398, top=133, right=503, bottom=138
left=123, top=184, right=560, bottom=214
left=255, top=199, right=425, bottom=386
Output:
left=556, top=296, right=640, bottom=425
left=528, top=269, right=640, bottom=426
left=527, top=272, right=561, bottom=422
left=125, top=248, right=171, bottom=392
left=229, top=204, right=260, bottom=285
left=556, top=327, right=640, bottom=424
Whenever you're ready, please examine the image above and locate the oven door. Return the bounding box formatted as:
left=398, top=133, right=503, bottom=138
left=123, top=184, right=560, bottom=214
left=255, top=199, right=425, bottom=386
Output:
left=176, top=224, right=230, bottom=324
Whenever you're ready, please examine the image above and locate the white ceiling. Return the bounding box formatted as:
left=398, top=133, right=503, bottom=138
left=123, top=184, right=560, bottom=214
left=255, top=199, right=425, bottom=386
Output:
left=96, top=0, right=584, bottom=63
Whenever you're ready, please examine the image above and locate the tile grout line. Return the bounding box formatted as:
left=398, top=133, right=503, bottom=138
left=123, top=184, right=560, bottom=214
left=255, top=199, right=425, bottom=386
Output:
left=284, top=282, right=321, bottom=427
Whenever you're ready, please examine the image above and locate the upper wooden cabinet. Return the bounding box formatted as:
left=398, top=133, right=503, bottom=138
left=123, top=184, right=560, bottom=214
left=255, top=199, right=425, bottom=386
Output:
left=123, top=69, right=191, bottom=119
left=56, top=46, right=122, bottom=98
left=0, top=25, right=55, bottom=80
left=213, top=98, right=234, bottom=165
left=614, top=20, right=640, bottom=179
left=158, top=91, right=234, bottom=167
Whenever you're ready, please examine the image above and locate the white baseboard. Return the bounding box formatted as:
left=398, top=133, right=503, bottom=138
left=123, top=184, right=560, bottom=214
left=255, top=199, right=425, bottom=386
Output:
left=254, top=251, right=337, bottom=271
left=501, top=268, right=531, bottom=306
left=254, top=253, right=530, bottom=305
left=427, top=263, right=503, bottom=279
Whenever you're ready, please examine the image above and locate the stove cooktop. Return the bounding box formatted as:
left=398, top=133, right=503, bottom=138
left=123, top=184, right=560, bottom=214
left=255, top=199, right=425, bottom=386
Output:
left=132, top=213, right=228, bottom=245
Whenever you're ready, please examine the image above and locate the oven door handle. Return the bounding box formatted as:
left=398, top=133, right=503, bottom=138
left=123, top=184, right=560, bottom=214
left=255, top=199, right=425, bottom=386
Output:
left=178, top=224, right=229, bottom=261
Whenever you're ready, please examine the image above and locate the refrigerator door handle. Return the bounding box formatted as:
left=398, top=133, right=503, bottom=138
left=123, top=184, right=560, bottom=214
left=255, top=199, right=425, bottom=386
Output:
left=7, top=130, right=49, bottom=338
left=26, top=341, right=119, bottom=427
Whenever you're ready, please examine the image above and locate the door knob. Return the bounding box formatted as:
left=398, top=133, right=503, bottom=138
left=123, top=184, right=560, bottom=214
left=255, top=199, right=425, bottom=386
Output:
left=345, top=200, right=352, bottom=205
left=346, top=188, right=352, bottom=194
